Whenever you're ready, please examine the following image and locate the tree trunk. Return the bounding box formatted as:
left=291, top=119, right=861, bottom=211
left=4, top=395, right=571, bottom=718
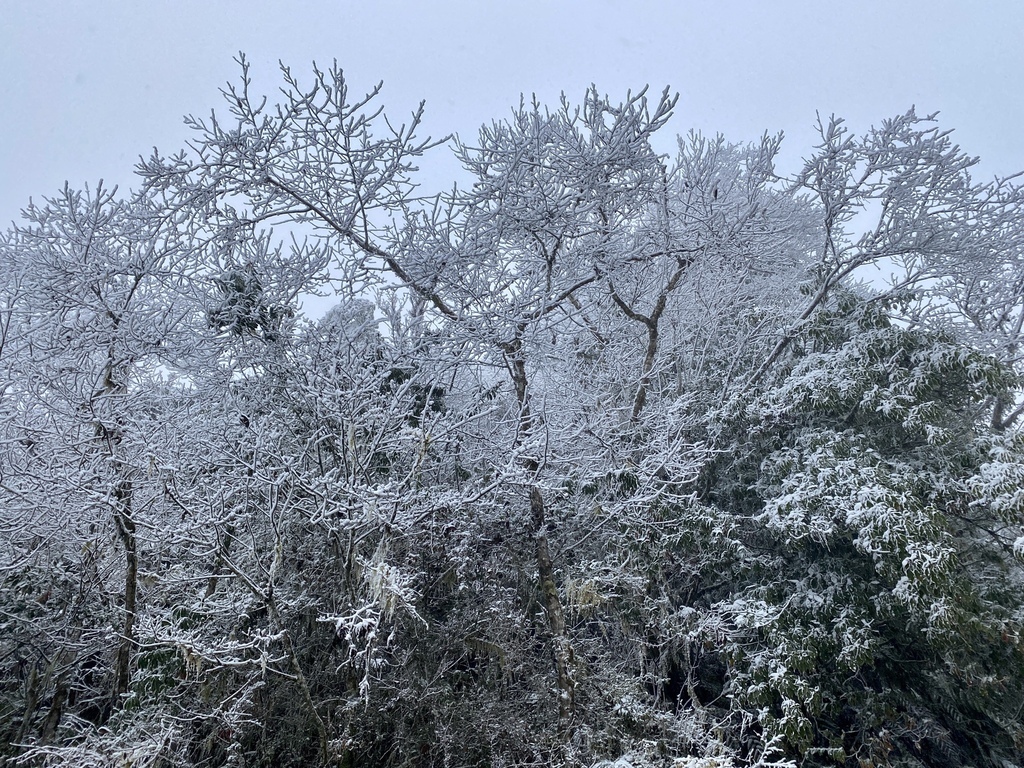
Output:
left=530, top=486, right=575, bottom=731
left=39, top=673, right=70, bottom=744
left=505, top=336, right=577, bottom=736
left=16, top=665, right=40, bottom=745
left=111, top=479, right=137, bottom=708
left=38, top=643, right=80, bottom=744
left=205, top=523, right=235, bottom=599
left=267, top=598, right=330, bottom=765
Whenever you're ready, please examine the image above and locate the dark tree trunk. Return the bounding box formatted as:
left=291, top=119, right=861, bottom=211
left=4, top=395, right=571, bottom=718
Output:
left=530, top=486, right=575, bottom=730
left=111, top=479, right=137, bottom=708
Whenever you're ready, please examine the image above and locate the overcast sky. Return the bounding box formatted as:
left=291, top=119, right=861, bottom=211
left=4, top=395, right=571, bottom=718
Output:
left=3, top=1, right=1023, bottom=228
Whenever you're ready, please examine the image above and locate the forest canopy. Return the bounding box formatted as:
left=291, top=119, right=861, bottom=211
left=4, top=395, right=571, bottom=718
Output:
left=2, top=58, right=1024, bottom=768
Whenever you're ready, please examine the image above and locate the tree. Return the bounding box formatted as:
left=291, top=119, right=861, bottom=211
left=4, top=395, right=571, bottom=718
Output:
left=4, top=59, right=1024, bottom=768
left=699, top=293, right=1024, bottom=766
left=0, top=183, right=202, bottom=755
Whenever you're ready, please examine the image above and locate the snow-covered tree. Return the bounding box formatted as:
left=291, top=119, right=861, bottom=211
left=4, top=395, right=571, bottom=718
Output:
left=3, top=60, right=1024, bottom=768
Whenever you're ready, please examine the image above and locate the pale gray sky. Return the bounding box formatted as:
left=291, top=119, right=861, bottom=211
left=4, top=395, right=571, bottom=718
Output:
left=3, top=0, right=1023, bottom=227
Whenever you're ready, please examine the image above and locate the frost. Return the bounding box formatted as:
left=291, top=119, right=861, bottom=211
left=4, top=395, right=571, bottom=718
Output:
left=4, top=67, right=1024, bottom=768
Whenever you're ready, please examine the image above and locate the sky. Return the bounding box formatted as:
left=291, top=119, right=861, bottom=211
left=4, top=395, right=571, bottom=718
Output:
left=2, top=1, right=1024, bottom=230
